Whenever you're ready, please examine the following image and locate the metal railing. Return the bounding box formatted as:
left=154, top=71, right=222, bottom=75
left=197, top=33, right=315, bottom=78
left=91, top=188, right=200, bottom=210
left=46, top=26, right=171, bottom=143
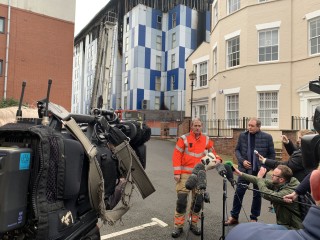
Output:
left=291, top=116, right=314, bottom=130
left=203, top=118, right=249, bottom=137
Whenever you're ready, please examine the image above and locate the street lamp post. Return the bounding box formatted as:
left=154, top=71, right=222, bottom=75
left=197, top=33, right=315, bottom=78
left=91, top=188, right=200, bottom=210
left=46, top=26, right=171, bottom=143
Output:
left=189, top=70, right=196, bottom=121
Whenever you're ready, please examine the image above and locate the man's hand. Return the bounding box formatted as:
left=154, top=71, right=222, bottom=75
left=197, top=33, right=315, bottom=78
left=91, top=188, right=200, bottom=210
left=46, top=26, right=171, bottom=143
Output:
left=281, top=135, right=289, bottom=144
left=257, top=167, right=267, bottom=178
left=234, top=168, right=242, bottom=177
left=174, top=174, right=181, bottom=182
left=243, top=160, right=251, bottom=169
left=283, top=191, right=298, bottom=203
left=257, top=153, right=266, bottom=164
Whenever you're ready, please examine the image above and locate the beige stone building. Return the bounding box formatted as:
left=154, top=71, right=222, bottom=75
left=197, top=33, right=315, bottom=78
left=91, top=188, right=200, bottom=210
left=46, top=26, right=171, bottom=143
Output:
left=186, top=0, right=320, bottom=133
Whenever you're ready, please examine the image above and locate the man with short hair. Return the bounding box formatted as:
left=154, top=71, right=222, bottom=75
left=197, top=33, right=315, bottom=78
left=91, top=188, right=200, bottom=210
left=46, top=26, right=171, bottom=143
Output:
left=171, top=118, right=221, bottom=238
left=225, top=118, right=275, bottom=225
left=234, top=165, right=302, bottom=229
left=226, top=168, right=320, bottom=240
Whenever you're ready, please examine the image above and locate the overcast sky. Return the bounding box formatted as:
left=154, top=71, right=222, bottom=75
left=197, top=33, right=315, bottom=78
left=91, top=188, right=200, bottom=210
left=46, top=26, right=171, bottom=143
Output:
left=74, top=0, right=110, bottom=36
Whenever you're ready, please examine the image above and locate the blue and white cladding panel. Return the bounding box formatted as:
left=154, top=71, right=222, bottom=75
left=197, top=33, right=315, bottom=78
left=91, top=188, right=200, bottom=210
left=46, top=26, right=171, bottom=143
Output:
left=122, top=4, right=201, bottom=110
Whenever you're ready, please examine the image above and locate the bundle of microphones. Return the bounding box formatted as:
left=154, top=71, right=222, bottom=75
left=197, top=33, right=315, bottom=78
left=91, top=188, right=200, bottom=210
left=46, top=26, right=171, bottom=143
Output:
left=185, top=152, right=237, bottom=195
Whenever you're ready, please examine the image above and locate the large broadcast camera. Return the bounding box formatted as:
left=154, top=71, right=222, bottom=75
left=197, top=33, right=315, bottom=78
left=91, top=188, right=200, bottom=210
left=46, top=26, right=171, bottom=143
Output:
left=0, top=81, right=155, bottom=239
left=300, top=77, right=320, bottom=169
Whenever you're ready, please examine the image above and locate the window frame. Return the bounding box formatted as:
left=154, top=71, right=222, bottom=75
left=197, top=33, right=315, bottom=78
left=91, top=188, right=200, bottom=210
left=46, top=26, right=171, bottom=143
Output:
left=156, top=55, right=162, bottom=71
left=125, top=57, right=128, bottom=71
left=257, top=91, right=279, bottom=127
left=170, top=96, right=175, bottom=111
left=309, top=16, right=320, bottom=55
left=199, top=62, right=208, bottom=87
left=0, top=17, right=4, bottom=33
left=172, top=12, right=177, bottom=28
left=226, top=36, right=240, bottom=68
left=172, top=32, right=176, bottom=48
left=156, top=35, right=162, bottom=51
left=213, top=1, right=218, bottom=26
left=258, top=28, right=279, bottom=62
left=170, top=75, right=175, bottom=91
left=0, top=59, right=3, bottom=76
left=225, top=94, right=239, bottom=127
left=213, top=47, right=218, bottom=75
left=155, top=96, right=160, bottom=110
left=228, top=0, right=240, bottom=15
left=155, top=76, right=161, bottom=91
left=171, top=54, right=175, bottom=70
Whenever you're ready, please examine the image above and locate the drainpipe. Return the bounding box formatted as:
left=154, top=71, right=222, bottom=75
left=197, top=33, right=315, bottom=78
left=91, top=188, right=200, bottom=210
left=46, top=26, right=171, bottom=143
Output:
left=4, top=0, right=11, bottom=99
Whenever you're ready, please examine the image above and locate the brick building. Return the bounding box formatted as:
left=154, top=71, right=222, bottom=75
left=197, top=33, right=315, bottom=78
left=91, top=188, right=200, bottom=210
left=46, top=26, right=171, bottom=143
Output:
left=0, top=0, right=75, bottom=110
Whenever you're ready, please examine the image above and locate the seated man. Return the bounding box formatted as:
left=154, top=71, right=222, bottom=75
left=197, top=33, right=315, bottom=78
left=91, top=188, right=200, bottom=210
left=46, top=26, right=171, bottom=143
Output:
left=226, top=169, right=320, bottom=240
left=233, top=165, right=302, bottom=229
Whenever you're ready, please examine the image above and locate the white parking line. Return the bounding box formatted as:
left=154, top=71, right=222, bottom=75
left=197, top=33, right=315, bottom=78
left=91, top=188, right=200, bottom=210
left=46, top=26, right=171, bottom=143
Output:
left=101, top=218, right=168, bottom=239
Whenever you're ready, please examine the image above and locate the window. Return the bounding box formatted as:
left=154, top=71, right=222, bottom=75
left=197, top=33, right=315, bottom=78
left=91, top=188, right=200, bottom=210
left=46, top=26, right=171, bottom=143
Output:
left=310, top=17, right=320, bottom=55
left=226, top=94, right=239, bottom=127
left=213, top=47, right=217, bottom=75
left=157, top=15, right=162, bottom=30
left=125, top=57, right=128, bottom=71
left=155, top=76, right=161, bottom=91
left=156, top=35, right=162, bottom=51
left=170, top=96, right=175, bottom=110
left=213, top=2, right=218, bottom=26
left=170, top=75, right=175, bottom=90
left=259, top=29, right=279, bottom=62
left=124, top=96, right=128, bottom=109
left=156, top=55, right=161, bottom=71
left=172, top=33, right=176, bottom=48
left=199, top=105, right=207, bottom=132
left=199, top=62, right=207, bottom=87
left=155, top=96, right=160, bottom=110
left=0, top=59, right=3, bottom=76
left=172, top=12, right=177, bottom=28
left=126, top=17, right=129, bottom=32
left=125, top=37, right=129, bottom=52
left=171, top=54, right=175, bottom=69
left=258, top=92, right=278, bottom=126
left=0, top=17, right=4, bottom=33
left=228, top=0, right=240, bottom=14
left=124, top=77, right=128, bottom=91
left=227, top=36, right=240, bottom=68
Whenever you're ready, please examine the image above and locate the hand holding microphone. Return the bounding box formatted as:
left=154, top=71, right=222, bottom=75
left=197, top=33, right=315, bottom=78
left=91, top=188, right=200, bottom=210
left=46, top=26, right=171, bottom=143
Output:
left=254, top=149, right=266, bottom=164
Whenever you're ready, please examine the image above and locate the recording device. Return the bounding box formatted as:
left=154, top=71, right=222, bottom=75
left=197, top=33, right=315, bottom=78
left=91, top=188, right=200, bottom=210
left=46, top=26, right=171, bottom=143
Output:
left=197, top=170, right=207, bottom=190
left=301, top=78, right=320, bottom=170
left=254, top=150, right=259, bottom=155
left=0, top=81, right=155, bottom=239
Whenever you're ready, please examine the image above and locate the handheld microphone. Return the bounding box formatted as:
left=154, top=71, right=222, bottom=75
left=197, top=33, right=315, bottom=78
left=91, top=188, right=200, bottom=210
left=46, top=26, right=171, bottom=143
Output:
left=185, top=163, right=205, bottom=190
left=215, top=163, right=227, bottom=178
left=216, top=161, right=237, bottom=187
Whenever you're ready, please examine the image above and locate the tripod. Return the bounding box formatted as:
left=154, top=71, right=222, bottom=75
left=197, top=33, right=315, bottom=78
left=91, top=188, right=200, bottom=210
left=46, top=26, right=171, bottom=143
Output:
left=219, top=178, right=228, bottom=240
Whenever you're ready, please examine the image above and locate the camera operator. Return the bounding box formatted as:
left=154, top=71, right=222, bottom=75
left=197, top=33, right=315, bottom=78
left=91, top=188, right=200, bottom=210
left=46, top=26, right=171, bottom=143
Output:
left=233, top=165, right=302, bottom=229
left=171, top=118, right=222, bottom=238
left=226, top=168, right=320, bottom=240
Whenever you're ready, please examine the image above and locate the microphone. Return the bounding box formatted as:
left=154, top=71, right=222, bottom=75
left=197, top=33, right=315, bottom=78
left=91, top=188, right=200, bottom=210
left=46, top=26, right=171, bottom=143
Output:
left=215, top=162, right=237, bottom=187
left=185, top=163, right=205, bottom=190
left=197, top=170, right=207, bottom=190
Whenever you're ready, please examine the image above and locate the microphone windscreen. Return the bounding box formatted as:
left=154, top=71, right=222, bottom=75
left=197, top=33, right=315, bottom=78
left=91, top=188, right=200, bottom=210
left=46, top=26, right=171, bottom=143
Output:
left=185, top=174, right=198, bottom=190
left=197, top=170, right=207, bottom=190
left=224, top=164, right=234, bottom=181
left=192, top=163, right=205, bottom=175
left=215, top=163, right=227, bottom=177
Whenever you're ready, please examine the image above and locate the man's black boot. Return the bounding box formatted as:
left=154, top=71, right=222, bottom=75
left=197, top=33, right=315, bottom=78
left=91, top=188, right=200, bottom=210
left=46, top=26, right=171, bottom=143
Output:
left=190, top=225, right=201, bottom=236
left=171, top=227, right=183, bottom=238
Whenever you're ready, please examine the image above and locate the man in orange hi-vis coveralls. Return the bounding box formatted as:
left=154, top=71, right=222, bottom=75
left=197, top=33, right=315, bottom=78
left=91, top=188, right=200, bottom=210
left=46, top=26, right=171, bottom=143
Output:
left=171, top=118, right=222, bottom=238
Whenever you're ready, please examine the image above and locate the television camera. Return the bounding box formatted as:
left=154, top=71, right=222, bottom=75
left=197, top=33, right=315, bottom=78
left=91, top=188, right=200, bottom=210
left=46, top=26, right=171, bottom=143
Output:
left=301, top=77, right=320, bottom=169
left=0, top=80, right=155, bottom=239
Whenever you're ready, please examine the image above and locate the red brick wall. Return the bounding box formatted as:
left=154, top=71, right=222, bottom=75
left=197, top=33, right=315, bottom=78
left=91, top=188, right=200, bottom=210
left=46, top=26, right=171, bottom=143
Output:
left=0, top=5, right=74, bottom=110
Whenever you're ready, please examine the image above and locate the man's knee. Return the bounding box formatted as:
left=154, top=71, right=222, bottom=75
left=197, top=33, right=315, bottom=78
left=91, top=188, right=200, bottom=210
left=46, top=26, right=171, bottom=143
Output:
left=176, top=193, right=188, bottom=213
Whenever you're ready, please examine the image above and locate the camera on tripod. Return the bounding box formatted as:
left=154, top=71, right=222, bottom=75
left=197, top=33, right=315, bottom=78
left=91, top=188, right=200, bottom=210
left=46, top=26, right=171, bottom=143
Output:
left=0, top=80, right=155, bottom=239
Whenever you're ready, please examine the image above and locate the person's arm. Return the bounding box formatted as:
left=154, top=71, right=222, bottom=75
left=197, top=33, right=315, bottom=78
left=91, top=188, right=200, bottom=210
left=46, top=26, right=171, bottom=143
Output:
left=283, top=139, right=297, bottom=156
left=172, top=137, right=185, bottom=181
left=283, top=173, right=311, bottom=203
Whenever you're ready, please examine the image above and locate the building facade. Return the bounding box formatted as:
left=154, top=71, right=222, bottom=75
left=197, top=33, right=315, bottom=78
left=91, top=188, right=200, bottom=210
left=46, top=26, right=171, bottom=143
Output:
left=186, top=0, right=320, bottom=132
left=0, top=0, right=75, bottom=110
left=72, top=0, right=212, bottom=114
